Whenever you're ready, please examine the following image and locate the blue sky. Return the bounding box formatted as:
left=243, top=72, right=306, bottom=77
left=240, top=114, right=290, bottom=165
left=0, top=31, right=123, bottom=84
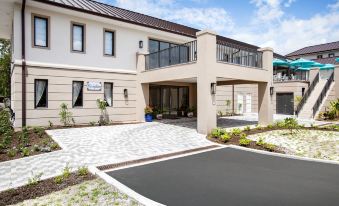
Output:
left=97, top=0, right=339, bottom=55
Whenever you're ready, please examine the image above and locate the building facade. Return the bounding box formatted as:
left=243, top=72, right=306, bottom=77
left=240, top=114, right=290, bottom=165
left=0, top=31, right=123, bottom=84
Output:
left=1, top=0, right=275, bottom=134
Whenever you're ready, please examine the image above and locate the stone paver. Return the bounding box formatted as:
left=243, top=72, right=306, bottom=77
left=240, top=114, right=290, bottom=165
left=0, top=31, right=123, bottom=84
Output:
left=0, top=122, right=212, bottom=191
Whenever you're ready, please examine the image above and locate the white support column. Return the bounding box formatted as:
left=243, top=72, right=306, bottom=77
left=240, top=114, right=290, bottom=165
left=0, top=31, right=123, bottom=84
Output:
left=196, top=30, right=217, bottom=134
left=136, top=52, right=149, bottom=122
left=257, top=47, right=274, bottom=125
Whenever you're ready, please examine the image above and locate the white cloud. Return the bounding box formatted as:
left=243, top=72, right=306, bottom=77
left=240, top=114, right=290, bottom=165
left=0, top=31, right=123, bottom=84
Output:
left=230, top=11, right=339, bottom=54
left=114, top=0, right=234, bottom=34
left=328, top=0, right=339, bottom=10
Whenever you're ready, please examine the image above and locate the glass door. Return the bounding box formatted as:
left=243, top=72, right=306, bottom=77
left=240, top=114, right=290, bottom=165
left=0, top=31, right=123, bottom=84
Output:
left=169, top=88, right=178, bottom=115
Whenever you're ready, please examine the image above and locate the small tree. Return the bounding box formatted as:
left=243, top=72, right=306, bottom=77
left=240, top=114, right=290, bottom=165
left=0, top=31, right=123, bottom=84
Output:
left=329, top=99, right=339, bottom=118
left=283, top=117, right=300, bottom=135
left=97, top=99, right=108, bottom=125
left=59, top=103, right=73, bottom=126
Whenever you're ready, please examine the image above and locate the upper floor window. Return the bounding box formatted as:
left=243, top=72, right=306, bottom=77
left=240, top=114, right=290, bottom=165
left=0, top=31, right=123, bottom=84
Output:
left=72, top=81, right=84, bottom=107
left=329, top=53, right=335, bottom=58
left=35, top=79, right=48, bottom=108
left=33, top=15, right=49, bottom=48
left=317, top=54, right=323, bottom=59
left=104, top=29, right=115, bottom=56
left=71, top=23, right=85, bottom=52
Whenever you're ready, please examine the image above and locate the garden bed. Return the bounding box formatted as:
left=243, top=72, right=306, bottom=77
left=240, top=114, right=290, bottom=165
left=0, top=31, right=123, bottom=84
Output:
left=209, top=119, right=339, bottom=161
left=0, top=128, right=61, bottom=162
left=0, top=172, right=95, bottom=206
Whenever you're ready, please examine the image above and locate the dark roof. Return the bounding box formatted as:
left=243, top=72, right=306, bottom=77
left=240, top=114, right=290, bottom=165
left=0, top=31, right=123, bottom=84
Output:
left=312, top=56, right=339, bottom=65
left=33, top=0, right=285, bottom=56
left=286, top=41, right=339, bottom=57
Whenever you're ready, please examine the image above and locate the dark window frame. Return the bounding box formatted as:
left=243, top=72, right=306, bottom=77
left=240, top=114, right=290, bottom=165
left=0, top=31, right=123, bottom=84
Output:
left=34, top=79, right=48, bottom=108
left=103, top=29, right=115, bottom=57
left=72, top=81, right=84, bottom=108
left=104, top=82, right=113, bottom=107
left=328, top=53, right=335, bottom=58
left=71, top=22, right=86, bottom=53
left=317, top=54, right=323, bottom=59
left=32, top=14, right=50, bottom=49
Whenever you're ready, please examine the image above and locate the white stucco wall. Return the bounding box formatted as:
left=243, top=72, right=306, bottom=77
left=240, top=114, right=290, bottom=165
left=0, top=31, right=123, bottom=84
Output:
left=12, top=2, right=194, bottom=72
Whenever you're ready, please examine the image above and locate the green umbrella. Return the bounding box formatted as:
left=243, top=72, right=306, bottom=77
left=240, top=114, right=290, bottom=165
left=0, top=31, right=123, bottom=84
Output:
left=336, top=58, right=339, bottom=62
left=319, top=64, right=335, bottom=70
left=290, top=58, right=315, bottom=67
left=273, top=58, right=289, bottom=66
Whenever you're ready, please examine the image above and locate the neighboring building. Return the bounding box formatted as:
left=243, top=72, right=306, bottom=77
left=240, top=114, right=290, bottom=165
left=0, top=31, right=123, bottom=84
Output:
left=0, top=0, right=282, bottom=134
left=280, top=41, right=339, bottom=118
left=286, top=41, right=339, bottom=65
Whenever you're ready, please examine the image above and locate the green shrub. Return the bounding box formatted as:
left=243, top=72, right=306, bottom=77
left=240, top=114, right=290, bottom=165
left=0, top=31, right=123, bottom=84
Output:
left=243, top=126, right=251, bottom=131
left=263, top=143, right=276, bottom=152
left=21, top=147, right=30, bottom=157
left=2, top=131, right=12, bottom=148
left=7, top=148, right=17, bottom=157
left=27, top=172, right=43, bottom=186
left=0, top=110, right=13, bottom=135
left=255, top=124, right=263, bottom=130
left=283, top=118, right=300, bottom=135
left=20, top=126, right=29, bottom=147
left=59, top=103, right=73, bottom=126
left=256, top=137, right=264, bottom=146
left=274, top=120, right=285, bottom=128
left=50, top=142, right=59, bottom=150
left=267, top=124, right=273, bottom=129
left=239, top=138, right=251, bottom=146
left=89, top=121, right=96, bottom=126
left=62, top=164, right=71, bottom=179
left=54, top=175, right=63, bottom=184
left=78, top=166, right=89, bottom=176
left=240, top=133, right=247, bottom=139
left=32, top=127, right=45, bottom=138
left=211, top=128, right=226, bottom=138
left=48, top=120, right=53, bottom=129
left=219, top=133, right=231, bottom=142
left=231, top=128, right=242, bottom=136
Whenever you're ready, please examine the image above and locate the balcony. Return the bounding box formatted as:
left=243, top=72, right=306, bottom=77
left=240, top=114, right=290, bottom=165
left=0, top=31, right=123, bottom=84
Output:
left=216, top=41, right=263, bottom=69
left=145, top=40, right=197, bottom=70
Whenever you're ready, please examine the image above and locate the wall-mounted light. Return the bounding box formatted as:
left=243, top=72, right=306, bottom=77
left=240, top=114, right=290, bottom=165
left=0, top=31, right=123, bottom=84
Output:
left=124, top=89, right=128, bottom=98
left=139, top=40, right=143, bottom=49
left=211, top=83, right=216, bottom=95
left=270, top=87, right=274, bottom=95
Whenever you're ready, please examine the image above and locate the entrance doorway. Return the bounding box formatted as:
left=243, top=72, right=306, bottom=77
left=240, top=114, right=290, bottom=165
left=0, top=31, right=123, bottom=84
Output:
left=150, top=85, right=189, bottom=118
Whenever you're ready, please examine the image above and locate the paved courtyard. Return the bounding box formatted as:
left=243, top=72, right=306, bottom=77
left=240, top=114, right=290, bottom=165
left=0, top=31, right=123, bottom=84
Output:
left=0, top=122, right=212, bottom=191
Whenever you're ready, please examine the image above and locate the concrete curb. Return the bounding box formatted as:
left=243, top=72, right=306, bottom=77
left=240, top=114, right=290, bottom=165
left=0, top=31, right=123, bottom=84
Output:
left=89, top=166, right=165, bottom=206
left=227, top=145, right=339, bottom=165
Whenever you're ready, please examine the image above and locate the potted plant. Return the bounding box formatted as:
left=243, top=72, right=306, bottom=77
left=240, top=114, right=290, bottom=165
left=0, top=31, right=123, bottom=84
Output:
left=187, top=106, right=196, bottom=118
left=153, top=107, right=163, bottom=120
left=144, top=106, right=153, bottom=122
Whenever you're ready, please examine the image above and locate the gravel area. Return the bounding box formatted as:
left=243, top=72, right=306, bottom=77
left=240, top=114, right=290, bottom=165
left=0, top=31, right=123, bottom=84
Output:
left=11, top=178, right=142, bottom=206
left=248, top=129, right=339, bottom=161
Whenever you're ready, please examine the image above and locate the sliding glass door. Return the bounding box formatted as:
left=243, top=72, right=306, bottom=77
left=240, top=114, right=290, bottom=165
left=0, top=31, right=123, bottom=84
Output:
left=150, top=85, right=189, bottom=117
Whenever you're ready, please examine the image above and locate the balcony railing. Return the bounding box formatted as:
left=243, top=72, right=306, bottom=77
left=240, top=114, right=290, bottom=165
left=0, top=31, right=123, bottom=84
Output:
left=295, top=73, right=319, bottom=116
left=217, top=42, right=263, bottom=68
left=145, top=40, right=197, bottom=70
left=312, top=71, right=334, bottom=117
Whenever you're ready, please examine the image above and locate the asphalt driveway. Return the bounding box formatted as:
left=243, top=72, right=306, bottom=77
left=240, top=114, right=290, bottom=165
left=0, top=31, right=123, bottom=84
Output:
left=107, top=148, right=339, bottom=206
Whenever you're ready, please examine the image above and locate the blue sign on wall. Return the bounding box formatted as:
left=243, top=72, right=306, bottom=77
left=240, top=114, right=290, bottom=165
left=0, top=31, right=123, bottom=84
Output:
left=87, top=82, right=102, bottom=91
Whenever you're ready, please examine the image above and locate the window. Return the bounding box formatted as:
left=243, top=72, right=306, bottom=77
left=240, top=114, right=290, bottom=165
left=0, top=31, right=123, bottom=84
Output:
left=104, top=83, right=113, bottom=107
left=317, top=54, right=323, bottom=59
left=329, top=53, right=335, bottom=58
left=35, top=79, right=48, bottom=108
left=71, top=23, right=85, bottom=52
left=104, top=30, right=115, bottom=56
left=33, top=15, right=49, bottom=48
left=72, top=81, right=83, bottom=107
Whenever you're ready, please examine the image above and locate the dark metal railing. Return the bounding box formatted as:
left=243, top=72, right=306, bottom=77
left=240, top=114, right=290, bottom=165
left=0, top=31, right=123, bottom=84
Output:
left=145, top=40, right=197, bottom=70
left=295, top=73, right=319, bottom=115
left=312, top=71, right=334, bottom=117
left=216, top=42, right=263, bottom=68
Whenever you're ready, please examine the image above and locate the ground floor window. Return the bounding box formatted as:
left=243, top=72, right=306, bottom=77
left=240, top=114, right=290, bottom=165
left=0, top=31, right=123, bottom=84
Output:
left=104, top=82, right=113, bottom=107
left=72, top=81, right=83, bottom=107
left=149, top=85, right=189, bottom=117
left=34, top=79, right=48, bottom=108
